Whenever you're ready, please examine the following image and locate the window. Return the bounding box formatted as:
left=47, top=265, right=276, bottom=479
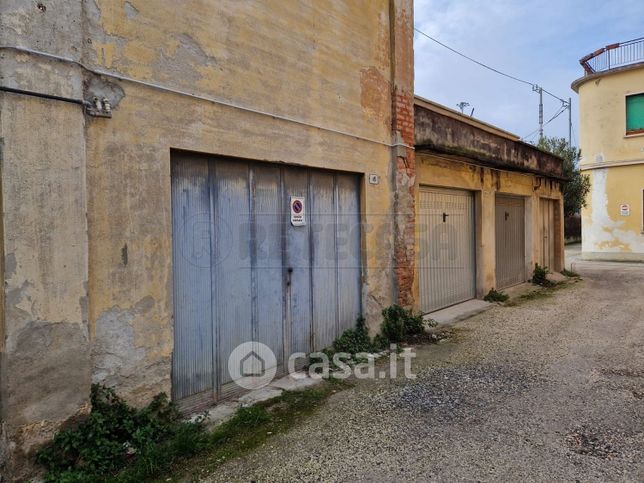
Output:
left=626, top=93, right=644, bottom=134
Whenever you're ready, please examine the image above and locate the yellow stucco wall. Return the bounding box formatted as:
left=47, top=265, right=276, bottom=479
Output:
left=80, top=0, right=403, bottom=403
left=0, top=1, right=413, bottom=475
left=414, top=154, right=564, bottom=304
left=581, top=165, right=644, bottom=259
left=577, top=67, right=644, bottom=165
left=0, top=94, right=92, bottom=473
left=575, top=64, right=644, bottom=260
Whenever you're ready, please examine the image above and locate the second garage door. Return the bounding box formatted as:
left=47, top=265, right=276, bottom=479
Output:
left=495, top=195, right=526, bottom=289
left=418, top=188, right=476, bottom=313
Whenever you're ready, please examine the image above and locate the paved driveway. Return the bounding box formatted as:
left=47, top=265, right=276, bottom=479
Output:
left=205, top=261, right=644, bottom=482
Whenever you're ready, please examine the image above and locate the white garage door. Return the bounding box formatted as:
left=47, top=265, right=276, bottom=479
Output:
left=418, top=188, right=476, bottom=313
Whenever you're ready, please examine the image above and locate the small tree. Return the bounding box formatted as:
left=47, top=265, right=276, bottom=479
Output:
left=537, top=136, right=591, bottom=217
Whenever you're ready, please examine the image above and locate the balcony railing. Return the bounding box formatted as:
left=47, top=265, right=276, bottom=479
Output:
left=580, top=37, right=644, bottom=74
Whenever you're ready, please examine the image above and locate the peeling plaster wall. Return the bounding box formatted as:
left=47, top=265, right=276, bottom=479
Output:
left=0, top=95, right=90, bottom=479
left=82, top=0, right=400, bottom=406
left=0, top=1, right=412, bottom=477
left=581, top=166, right=644, bottom=260
left=0, top=3, right=411, bottom=475
left=415, top=103, right=564, bottom=179
left=1, top=1, right=92, bottom=479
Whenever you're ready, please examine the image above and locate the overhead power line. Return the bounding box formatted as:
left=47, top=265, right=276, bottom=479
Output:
left=413, top=27, right=534, bottom=87
left=414, top=26, right=573, bottom=145
left=413, top=27, right=567, bottom=102
left=522, top=105, right=567, bottom=141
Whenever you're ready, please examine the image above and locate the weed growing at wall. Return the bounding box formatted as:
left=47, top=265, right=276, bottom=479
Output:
left=560, top=268, right=579, bottom=278
left=36, top=385, right=207, bottom=482
left=531, top=263, right=553, bottom=287
left=380, top=304, right=425, bottom=343
left=326, top=305, right=431, bottom=357
left=37, top=382, right=347, bottom=482
left=332, top=317, right=374, bottom=354
left=484, top=288, right=509, bottom=303
left=138, top=381, right=347, bottom=481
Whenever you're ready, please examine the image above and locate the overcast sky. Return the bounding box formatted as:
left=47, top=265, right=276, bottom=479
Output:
left=414, top=0, right=644, bottom=145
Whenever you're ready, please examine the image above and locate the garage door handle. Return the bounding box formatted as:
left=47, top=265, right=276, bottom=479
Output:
left=286, top=267, right=293, bottom=286
left=442, top=212, right=449, bottom=222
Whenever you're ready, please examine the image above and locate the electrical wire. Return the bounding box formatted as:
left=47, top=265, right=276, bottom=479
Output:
left=414, top=27, right=569, bottom=103
left=521, top=105, right=568, bottom=141
left=0, top=44, right=413, bottom=150
left=414, top=27, right=534, bottom=87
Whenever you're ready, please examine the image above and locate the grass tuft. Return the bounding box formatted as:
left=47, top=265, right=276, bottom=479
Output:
left=560, top=268, right=580, bottom=278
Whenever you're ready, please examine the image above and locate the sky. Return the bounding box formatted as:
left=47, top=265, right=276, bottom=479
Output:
left=414, top=0, right=644, bottom=146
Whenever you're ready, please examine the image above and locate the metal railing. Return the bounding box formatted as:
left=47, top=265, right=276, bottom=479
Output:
left=580, top=37, right=644, bottom=74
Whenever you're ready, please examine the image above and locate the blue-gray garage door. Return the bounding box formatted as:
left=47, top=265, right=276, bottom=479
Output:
left=170, top=153, right=362, bottom=408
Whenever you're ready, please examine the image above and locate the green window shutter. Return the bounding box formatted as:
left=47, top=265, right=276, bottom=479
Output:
left=626, top=94, right=644, bottom=132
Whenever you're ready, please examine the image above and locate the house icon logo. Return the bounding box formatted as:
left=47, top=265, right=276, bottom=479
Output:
left=240, top=350, right=265, bottom=377
left=228, top=341, right=277, bottom=390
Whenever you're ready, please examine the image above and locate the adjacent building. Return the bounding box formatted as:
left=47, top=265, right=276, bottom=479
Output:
left=414, top=98, right=565, bottom=312
left=572, top=37, right=644, bottom=261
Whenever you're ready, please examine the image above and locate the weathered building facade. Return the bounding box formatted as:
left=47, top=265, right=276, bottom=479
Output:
left=414, top=97, right=565, bottom=312
left=0, top=0, right=415, bottom=477
left=572, top=38, right=644, bottom=261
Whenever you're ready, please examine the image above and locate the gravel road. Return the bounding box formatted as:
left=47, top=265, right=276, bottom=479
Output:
left=203, top=260, right=644, bottom=482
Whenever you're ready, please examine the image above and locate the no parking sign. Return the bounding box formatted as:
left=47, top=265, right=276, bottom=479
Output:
left=290, top=196, right=306, bottom=226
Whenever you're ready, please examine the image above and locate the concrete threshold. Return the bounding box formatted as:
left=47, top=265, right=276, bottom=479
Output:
left=424, top=299, right=493, bottom=327
left=198, top=371, right=323, bottom=431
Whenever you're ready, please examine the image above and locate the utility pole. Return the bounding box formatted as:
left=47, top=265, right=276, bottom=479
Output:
left=568, top=97, right=572, bottom=147
left=533, top=85, right=543, bottom=142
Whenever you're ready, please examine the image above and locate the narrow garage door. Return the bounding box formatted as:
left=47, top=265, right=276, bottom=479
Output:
left=418, top=188, right=476, bottom=313
left=495, top=195, right=526, bottom=289
left=540, top=198, right=559, bottom=270
left=171, top=153, right=362, bottom=407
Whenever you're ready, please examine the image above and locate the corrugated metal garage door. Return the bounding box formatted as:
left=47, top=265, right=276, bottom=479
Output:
left=171, top=153, right=361, bottom=407
left=418, top=187, right=476, bottom=313
left=495, top=195, right=526, bottom=289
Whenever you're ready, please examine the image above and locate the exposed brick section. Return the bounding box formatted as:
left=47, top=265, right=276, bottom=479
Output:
left=392, top=87, right=416, bottom=307
left=389, top=0, right=415, bottom=309
left=393, top=92, right=415, bottom=146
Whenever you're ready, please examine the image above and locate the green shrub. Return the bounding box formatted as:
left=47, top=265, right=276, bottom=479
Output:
left=380, top=304, right=425, bottom=343
left=531, top=263, right=553, bottom=287
left=483, top=288, right=509, bottom=303
left=370, top=334, right=387, bottom=351
left=36, top=385, right=206, bottom=482
left=333, top=317, right=373, bottom=354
